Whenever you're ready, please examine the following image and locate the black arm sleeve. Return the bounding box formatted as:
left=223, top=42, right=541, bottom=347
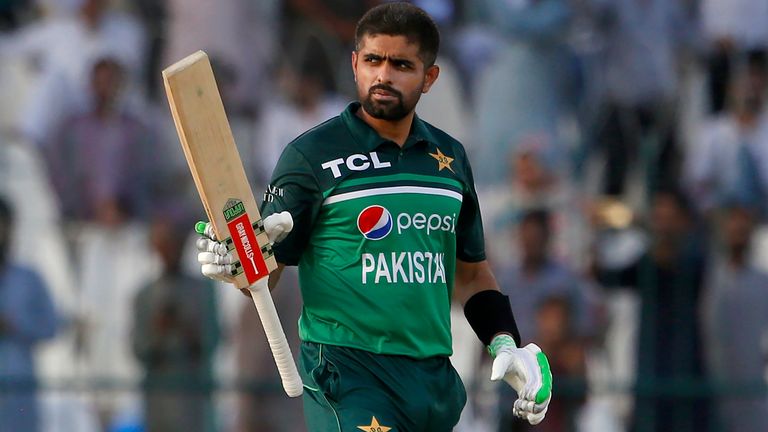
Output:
left=463, top=290, right=521, bottom=347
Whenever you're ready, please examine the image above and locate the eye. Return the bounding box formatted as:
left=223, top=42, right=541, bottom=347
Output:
left=394, top=61, right=413, bottom=70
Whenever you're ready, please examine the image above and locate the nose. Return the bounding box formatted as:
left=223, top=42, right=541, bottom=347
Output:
left=376, top=63, right=393, bottom=84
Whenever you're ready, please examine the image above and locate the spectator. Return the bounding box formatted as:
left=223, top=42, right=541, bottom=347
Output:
left=162, top=0, right=277, bottom=112
left=701, top=0, right=768, bottom=113
left=0, top=197, right=58, bottom=432
left=2, top=0, right=146, bottom=144
left=684, top=60, right=768, bottom=216
left=482, top=136, right=590, bottom=270
left=234, top=268, right=303, bottom=432
left=701, top=202, right=768, bottom=431
left=471, top=0, right=574, bottom=186
left=495, top=209, right=600, bottom=431
left=594, top=188, right=713, bottom=432
left=253, top=51, right=346, bottom=186
left=131, top=212, right=220, bottom=432
left=497, top=208, right=601, bottom=345
left=283, top=0, right=381, bottom=97
left=586, top=0, right=692, bottom=198
left=42, top=57, right=160, bottom=426
left=44, top=57, right=155, bottom=226
left=134, top=0, right=167, bottom=100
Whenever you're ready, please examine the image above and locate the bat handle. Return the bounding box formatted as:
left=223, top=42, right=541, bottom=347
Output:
left=248, top=278, right=304, bottom=397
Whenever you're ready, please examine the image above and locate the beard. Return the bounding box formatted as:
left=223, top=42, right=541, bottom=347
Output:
left=361, top=83, right=422, bottom=121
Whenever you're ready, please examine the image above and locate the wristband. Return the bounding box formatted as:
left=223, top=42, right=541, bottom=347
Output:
left=463, top=290, right=521, bottom=347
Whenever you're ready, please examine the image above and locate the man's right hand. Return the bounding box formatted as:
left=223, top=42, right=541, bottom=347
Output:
left=195, top=211, right=293, bottom=283
left=195, top=221, right=236, bottom=283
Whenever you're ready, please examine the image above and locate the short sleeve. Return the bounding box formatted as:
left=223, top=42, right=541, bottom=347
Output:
left=260, top=144, right=322, bottom=265
left=456, top=154, right=486, bottom=262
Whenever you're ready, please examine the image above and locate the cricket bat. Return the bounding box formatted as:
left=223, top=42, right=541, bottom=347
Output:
left=162, top=50, right=303, bottom=397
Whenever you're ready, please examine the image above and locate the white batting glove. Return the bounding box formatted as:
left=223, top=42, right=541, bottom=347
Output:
left=195, top=211, right=293, bottom=282
left=490, top=334, right=553, bottom=425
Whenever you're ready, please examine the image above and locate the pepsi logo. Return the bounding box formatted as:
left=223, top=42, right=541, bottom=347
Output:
left=357, top=205, right=393, bottom=240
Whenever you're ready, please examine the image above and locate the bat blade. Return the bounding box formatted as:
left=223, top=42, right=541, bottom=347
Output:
left=162, top=50, right=276, bottom=289
left=163, top=50, right=302, bottom=397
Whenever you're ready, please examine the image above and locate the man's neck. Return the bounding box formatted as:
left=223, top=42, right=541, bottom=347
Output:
left=727, top=246, right=748, bottom=269
left=736, top=110, right=759, bottom=128
left=356, top=106, right=414, bottom=147
left=522, top=256, right=547, bottom=275
left=94, top=99, right=122, bottom=119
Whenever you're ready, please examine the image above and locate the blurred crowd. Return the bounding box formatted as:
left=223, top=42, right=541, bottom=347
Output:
left=0, top=0, right=767, bottom=431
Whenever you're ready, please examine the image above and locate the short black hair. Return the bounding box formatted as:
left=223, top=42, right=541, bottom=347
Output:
left=653, top=186, right=695, bottom=218
left=520, top=208, right=551, bottom=234
left=354, top=2, right=440, bottom=67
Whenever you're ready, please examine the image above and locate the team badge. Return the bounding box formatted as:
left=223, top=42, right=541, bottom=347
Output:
left=357, top=205, right=393, bottom=240
left=429, top=147, right=455, bottom=173
left=357, top=416, right=392, bottom=432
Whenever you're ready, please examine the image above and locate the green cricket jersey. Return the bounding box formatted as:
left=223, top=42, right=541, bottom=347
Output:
left=261, top=102, right=486, bottom=359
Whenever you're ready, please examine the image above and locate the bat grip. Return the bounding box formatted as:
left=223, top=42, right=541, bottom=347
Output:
left=248, top=278, right=304, bottom=397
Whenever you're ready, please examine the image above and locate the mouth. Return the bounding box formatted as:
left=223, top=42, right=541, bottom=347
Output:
left=372, top=89, right=395, bottom=96
left=369, top=86, right=400, bottom=102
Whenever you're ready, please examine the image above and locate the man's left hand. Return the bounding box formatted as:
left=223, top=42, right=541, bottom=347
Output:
left=489, top=334, right=552, bottom=425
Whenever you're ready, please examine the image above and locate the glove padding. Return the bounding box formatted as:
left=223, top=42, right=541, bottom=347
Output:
left=490, top=334, right=552, bottom=425
left=196, top=211, right=293, bottom=282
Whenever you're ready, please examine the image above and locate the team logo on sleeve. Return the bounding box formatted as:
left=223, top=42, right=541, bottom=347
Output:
left=357, top=205, right=393, bottom=240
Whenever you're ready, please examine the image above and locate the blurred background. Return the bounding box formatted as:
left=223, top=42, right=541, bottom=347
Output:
left=0, top=0, right=767, bottom=431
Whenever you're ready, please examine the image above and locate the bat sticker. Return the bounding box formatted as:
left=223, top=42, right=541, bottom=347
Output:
left=223, top=198, right=268, bottom=283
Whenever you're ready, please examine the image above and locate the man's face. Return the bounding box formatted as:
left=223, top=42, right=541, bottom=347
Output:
left=92, top=61, right=123, bottom=107
left=723, top=207, right=754, bottom=251
left=519, top=219, right=548, bottom=261
left=352, top=34, right=438, bottom=121
left=651, top=194, right=688, bottom=238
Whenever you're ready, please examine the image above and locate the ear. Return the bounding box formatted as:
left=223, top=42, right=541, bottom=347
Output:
left=351, top=51, right=359, bottom=82
left=422, top=64, right=440, bottom=94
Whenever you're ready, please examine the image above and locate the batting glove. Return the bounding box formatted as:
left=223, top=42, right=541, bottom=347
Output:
left=195, top=211, right=293, bottom=282
left=490, top=334, right=553, bottom=425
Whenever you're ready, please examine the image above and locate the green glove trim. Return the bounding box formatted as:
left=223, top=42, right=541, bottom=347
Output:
left=489, top=335, right=553, bottom=405
left=195, top=221, right=208, bottom=235
left=488, top=334, right=516, bottom=358
left=535, top=351, right=553, bottom=404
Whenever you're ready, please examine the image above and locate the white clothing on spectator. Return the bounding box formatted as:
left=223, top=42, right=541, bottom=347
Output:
left=3, top=11, right=145, bottom=143
left=163, top=0, right=278, bottom=109
left=254, top=96, right=347, bottom=184
left=684, top=113, right=768, bottom=211
left=701, top=258, right=768, bottom=431
left=701, top=0, right=768, bottom=49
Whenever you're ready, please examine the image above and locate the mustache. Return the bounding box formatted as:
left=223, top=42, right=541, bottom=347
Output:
left=368, top=84, right=402, bottom=98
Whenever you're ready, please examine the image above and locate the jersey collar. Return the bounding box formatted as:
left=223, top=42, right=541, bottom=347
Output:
left=341, top=102, right=436, bottom=151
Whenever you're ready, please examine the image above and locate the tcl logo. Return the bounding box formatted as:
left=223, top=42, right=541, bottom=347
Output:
left=321, top=152, right=391, bottom=178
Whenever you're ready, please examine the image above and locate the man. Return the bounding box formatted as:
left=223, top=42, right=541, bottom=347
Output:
left=594, top=189, right=712, bottom=432
left=701, top=202, right=768, bottom=431
left=132, top=212, right=219, bottom=432
left=45, top=56, right=154, bottom=226
left=684, top=59, right=768, bottom=216
left=499, top=209, right=599, bottom=348
left=496, top=209, right=597, bottom=431
left=0, top=197, right=58, bottom=432
left=197, top=3, right=552, bottom=430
